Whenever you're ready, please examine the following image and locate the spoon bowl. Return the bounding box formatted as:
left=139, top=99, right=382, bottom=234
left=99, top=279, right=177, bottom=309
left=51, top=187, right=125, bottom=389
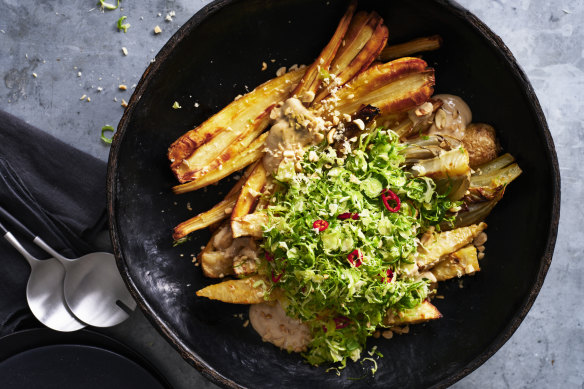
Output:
left=63, top=252, right=137, bottom=327
left=3, top=232, right=85, bottom=332
left=34, top=239, right=137, bottom=328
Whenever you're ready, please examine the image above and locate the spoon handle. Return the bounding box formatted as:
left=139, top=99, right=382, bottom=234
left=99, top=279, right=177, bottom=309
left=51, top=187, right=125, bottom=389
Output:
left=0, top=220, right=39, bottom=267
left=0, top=205, right=36, bottom=241
left=0, top=205, right=70, bottom=263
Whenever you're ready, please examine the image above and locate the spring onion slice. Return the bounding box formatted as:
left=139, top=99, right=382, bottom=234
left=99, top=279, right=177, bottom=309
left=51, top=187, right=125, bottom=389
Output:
left=117, top=16, right=130, bottom=33
left=98, top=0, right=120, bottom=11
left=101, top=125, right=115, bottom=144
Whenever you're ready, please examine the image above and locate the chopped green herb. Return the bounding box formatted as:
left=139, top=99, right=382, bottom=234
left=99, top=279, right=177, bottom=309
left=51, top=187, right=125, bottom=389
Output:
left=172, top=236, right=191, bottom=247
left=117, top=16, right=130, bottom=33
left=172, top=101, right=182, bottom=109
left=100, top=125, right=115, bottom=144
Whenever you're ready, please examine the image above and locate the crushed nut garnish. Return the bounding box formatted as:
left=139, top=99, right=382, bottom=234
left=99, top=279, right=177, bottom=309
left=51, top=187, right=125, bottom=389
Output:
left=327, top=128, right=336, bottom=144
left=165, top=10, right=175, bottom=22
left=353, top=118, right=365, bottom=130
left=276, top=66, right=286, bottom=77
left=435, top=109, right=447, bottom=129
left=415, top=102, right=433, bottom=116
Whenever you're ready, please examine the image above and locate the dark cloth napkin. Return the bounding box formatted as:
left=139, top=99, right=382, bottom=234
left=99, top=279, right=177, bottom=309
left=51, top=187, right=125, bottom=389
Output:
left=0, top=110, right=107, bottom=336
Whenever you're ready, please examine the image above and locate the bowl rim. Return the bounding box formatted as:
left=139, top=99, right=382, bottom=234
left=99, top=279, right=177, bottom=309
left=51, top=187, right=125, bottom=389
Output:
left=106, top=0, right=561, bottom=387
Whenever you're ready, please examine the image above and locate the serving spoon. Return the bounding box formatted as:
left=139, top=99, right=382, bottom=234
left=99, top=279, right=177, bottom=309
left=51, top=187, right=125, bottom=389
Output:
left=0, top=206, right=136, bottom=328
left=0, top=221, right=86, bottom=332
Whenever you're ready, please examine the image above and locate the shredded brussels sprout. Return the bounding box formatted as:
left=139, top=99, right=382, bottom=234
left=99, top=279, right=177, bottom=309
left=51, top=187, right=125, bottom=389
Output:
left=261, top=129, right=459, bottom=367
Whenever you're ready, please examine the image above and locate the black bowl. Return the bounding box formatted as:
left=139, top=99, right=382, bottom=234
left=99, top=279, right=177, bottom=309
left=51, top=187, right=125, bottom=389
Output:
left=107, top=0, right=560, bottom=388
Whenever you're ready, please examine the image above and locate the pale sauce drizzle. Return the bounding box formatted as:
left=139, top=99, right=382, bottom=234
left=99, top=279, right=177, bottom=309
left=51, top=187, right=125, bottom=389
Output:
left=249, top=301, right=312, bottom=353
left=428, top=94, right=472, bottom=140
left=263, top=98, right=324, bottom=174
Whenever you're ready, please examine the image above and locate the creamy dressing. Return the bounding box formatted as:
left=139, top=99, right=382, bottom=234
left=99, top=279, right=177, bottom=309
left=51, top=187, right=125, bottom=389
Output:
left=263, top=98, right=325, bottom=174
left=249, top=301, right=312, bottom=353
left=428, top=94, right=472, bottom=140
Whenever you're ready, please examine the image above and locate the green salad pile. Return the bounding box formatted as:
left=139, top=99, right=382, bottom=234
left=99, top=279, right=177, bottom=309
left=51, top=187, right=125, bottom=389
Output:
left=260, top=129, right=459, bottom=367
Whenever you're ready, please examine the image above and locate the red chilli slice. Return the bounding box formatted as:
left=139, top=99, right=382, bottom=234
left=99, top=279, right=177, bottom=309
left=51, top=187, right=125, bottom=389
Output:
left=347, top=249, right=363, bottom=267
left=334, top=316, right=351, bottom=329
left=271, top=269, right=285, bottom=283
left=313, top=219, right=329, bottom=231
left=385, top=269, right=394, bottom=283
left=381, top=188, right=401, bottom=212
left=338, top=212, right=360, bottom=220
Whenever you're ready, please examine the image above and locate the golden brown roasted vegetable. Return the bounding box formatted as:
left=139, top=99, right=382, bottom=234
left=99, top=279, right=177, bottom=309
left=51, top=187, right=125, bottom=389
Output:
left=172, top=163, right=256, bottom=240
left=410, top=147, right=471, bottom=201
left=231, top=161, right=267, bottom=221
left=198, top=222, right=236, bottom=278
left=329, top=11, right=373, bottom=74
left=462, top=123, right=500, bottom=168
left=314, top=57, right=435, bottom=118
left=196, top=275, right=269, bottom=304
left=431, top=245, right=480, bottom=281
left=169, top=69, right=304, bottom=183
left=384, top=300, right=442, bottom=326
left=463, top=154, right=522, bottom=204
left=198, top=221, right=260, bottom=278
left=292, top=0, right=357, bottom=103
left=379, top=35, right=443, bottom=62
left=172, top=132, right=268, bottom=195
left=416, top=223, right=487, bottom=269
left=315, top=12, right=388, bottom=103
left=232, top=212, right=269, bottom=239
left=172, top=193, right=238, bottom=241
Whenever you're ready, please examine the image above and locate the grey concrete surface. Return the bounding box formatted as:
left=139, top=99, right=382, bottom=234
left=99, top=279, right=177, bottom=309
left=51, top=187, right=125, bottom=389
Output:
left=1, top=0, right=582, bottom=388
